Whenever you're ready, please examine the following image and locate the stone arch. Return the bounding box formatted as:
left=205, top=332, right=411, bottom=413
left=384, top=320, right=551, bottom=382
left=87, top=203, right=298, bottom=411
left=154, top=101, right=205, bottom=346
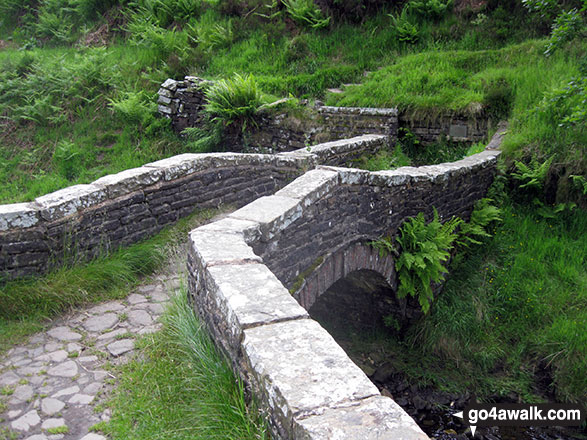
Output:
left=292, top=241, right=396, bottom=311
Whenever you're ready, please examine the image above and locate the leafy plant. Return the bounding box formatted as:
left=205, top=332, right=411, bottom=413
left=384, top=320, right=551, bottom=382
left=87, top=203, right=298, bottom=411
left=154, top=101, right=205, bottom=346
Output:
left=204, top=73, right=263, bottom=126
left=545, top=7, right=585, bottom=56
left=373, top=209, right=462, bottom=314
left=109, top=91, right=156, bottom=124
left=407, top=0, right=453, bottom=20
left=511, top=156, right=554, bottom=190
left=388, top=7, right=420, bottom=43
left=282, top=0, right=330, bottom=29
left=457, top=198, right=502, bottom=248
left=188, top=20, right=234, bottom=52
left=570, top=174, right=587, bottom=194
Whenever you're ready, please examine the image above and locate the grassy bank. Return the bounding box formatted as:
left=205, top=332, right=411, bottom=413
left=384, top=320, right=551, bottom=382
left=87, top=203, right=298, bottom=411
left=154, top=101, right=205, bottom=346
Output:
left=0, top=208, right=220, bottom=354
left=100, top=289, right=267, bottom=440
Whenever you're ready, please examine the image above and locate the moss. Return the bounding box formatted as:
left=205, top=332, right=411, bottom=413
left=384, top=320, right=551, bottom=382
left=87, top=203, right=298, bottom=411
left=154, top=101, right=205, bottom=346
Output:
left=288, top=256, right=324, bottom=294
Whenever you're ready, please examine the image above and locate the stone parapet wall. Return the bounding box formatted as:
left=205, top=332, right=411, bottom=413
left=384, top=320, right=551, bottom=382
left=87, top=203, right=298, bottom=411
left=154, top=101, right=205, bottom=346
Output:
left=187, top=131, right=504, bottom=439
left=0, top=135, right=387, bottom=281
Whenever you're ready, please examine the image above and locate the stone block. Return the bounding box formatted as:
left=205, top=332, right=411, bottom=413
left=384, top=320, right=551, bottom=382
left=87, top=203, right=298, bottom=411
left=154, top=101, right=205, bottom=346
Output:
left=229, top=195, right=302, bottom=240
left=0, top=203, right=40, bottom=231
left=293, top=395, right=429, bottom=440
left=242, top=319, right=379, bottom=431
left=35, top=184, right=107, bottom=222
left=94, top=167, right=163, bottom=198
left=204, top=263, right=309, bottom=353
left=275, top=169, right=338, bottom=207
left=145, top=153, right=203, bottom=180
left=189, top=229, right=261, bottom=267
left=195, top=217, right=261, bottom=242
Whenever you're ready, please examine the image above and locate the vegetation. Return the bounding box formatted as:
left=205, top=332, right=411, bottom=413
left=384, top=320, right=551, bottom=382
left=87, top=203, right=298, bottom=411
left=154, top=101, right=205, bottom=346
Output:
left=103, top=289, right=267, bottom=440
left=0, top=0, right=584, bottom=413
left=0, top=208, right=220, bottom=354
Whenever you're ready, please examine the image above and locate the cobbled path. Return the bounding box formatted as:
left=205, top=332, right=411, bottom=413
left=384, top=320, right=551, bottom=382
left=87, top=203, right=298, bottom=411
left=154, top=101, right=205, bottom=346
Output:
left=0, top=268, right=183, bottom=439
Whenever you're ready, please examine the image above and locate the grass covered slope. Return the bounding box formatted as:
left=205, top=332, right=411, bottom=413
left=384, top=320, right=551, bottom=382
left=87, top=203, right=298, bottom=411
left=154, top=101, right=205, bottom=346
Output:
left=102, top=290, right=267, bottom=440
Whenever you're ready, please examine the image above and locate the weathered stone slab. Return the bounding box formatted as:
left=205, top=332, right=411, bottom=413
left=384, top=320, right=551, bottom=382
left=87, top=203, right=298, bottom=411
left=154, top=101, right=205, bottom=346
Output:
left=368, top=167, right=431, bottom=187
left=275, top=169, right=338, bottom=207
left=193, top=218, right=261, bottom=241
left=0, top=203, right=39, bottom=231
left=293, top=396, right=428, bottom=440
left=47, top=327, right=82, bottom=342
left=242, top=319, right=379, bottom=428
left=317, top=106, right=398, bottom=116
left=144, top=153, right=206, bottom=180
left=93, top=167, right=164, bottom=198
left=83, top=313, right=118, bottom=333
left=205, top=263, right=308, bottom=353
left=189, top=230, right=261, bottom=267
left=303, top=135, right=387, bottom=164
left=35, top=184, right=107, bottom=221
left=229, top=195, right=302, bottom=240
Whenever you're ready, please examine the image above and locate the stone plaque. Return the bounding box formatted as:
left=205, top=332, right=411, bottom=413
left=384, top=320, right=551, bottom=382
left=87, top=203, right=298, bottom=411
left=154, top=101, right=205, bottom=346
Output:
left=449, top=124, right=468, bottom=138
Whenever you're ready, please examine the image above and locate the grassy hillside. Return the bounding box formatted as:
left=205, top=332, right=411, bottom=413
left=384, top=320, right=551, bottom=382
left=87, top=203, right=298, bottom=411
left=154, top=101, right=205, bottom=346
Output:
left=0, top=0, right=585, bottom=407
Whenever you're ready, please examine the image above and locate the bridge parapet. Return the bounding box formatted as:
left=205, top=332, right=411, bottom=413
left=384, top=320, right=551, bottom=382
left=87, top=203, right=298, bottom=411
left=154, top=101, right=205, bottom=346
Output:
left=188, top=130, right=504, bottom=439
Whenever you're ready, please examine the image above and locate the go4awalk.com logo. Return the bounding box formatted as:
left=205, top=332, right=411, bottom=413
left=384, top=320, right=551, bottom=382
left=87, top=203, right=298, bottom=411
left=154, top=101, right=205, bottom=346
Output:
left=453, top=403, right=585, bottom=437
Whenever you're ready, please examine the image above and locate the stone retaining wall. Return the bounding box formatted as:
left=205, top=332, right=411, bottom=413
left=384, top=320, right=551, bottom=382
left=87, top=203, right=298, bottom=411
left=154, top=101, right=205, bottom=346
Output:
left=0, top=136, right=387, bottom=281
left=187, top=129, right=504, bottom=439
left=158, top=76, right=490, bottom=149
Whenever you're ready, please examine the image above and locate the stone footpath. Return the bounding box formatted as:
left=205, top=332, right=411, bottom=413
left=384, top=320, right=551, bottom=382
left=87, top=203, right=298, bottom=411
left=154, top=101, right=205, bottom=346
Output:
left=0, top=273, right=181, bottom=440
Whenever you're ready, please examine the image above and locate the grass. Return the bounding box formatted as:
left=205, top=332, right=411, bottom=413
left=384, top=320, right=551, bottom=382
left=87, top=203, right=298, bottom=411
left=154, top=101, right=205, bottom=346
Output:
left=325, top=198, right=586, bottom=404
left=0, top=208, right=220, bottom=354
left=102, top=288, right=267, bottom=440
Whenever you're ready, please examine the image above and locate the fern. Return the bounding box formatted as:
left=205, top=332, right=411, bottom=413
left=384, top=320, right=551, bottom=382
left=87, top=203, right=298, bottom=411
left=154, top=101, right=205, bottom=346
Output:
left=204, top=73, right=263, bottom=126
left=457, top=198, right=502, bottom=248
left=570, top=175, right=587, bottom=195
left=374, top=209, right=461, bottom=314
left=282, top=0, right=330, bottom=29
left=511, top=156, right=554, bottom=190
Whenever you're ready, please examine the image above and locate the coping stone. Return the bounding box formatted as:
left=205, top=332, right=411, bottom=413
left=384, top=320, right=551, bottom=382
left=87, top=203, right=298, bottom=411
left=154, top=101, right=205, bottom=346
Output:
left=35, top=184, right=107, bottom=221
left=189, top=230, right=262, bottom=267
left=275, top=169, right=339, bottom=207
left=0, top=203, right=39, bottom=231
left=229, top=195, right=302, bottom=240
left=242, top=319, right=379, bottom=424
left=93, top=166, right=164, bottom=198
left=205, top=263, right=308, bottom=350
left=293, top=395, right=429, bottom=440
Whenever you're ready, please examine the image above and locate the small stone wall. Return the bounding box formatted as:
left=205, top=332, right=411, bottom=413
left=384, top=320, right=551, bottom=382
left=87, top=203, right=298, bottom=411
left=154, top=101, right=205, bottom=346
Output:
left=0, top=136, right=387, bottom=281
left=158, top=75, right=491, bottom=149
left=187, top=130, right=504, bottom=439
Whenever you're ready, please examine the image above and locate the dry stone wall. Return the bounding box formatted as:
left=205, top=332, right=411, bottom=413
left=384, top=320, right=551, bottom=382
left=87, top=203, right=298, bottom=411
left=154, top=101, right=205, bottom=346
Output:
left=158, top=76, right=490, bottom=150
left=187, top=129, right=503, bottom=439
left=0, top=136, right=387, bottom=281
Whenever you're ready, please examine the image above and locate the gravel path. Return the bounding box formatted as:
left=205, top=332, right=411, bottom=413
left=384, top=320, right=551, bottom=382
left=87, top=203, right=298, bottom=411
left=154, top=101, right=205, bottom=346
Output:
left=0, top=268, right=183, bottom=440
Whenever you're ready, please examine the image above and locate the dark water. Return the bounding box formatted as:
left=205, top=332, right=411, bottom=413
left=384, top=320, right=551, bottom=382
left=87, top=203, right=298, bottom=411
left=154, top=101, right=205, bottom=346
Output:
left=308, top=270, right=586, bottom=440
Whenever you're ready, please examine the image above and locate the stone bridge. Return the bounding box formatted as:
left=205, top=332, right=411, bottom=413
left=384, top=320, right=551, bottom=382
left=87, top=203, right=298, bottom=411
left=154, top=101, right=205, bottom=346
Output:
left=0, top=119, right=505, bottom=438
left=188, top=128, right=504, bottom=439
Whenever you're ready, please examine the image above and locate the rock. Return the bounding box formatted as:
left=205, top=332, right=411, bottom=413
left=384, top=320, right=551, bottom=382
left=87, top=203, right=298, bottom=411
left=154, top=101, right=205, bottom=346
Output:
left=148, top=289, right=168, bottom=302
left=373, top=361, right=395, bottom=383
left=41, top=417, right=66, bottom=429
left=80, top=434, right=107, bottom=440
left=88, top=301, right=125, bottom=314
left=7, top=409, right=22, bottom=419
left=51, top=385, right=79, bottom=398
left=0, top=371, right=20, bottom=386
left=66, top=342, right=82, bottom=353
left=25, top=435, right=48, bottom=440
left=47, top=360, right=78, bottom=377
left=41, top=398, right=65, bottom=415
left=96, top=328, right=127, bottom=341
left=47, top=327, right=82, bottom=342
left=83, top=382, right=103, bottom=395
left=36, top=350, right=68, bottom=363
left=147, top=303, right=165, bottom=315
left=127, top=309, right=153, bottom=327
left=11, top=384, right=34, bottom=402
left=12, top=410, right=41, bottom=431
left=68, top=393, right=94, bottom=404
left=83, top=313, right=118, bottom=332
left=107, top=339, right=134, bottom=357
left=413, top=396, right=428, bottom=411
left=127, top=293, right=148, bottom=304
